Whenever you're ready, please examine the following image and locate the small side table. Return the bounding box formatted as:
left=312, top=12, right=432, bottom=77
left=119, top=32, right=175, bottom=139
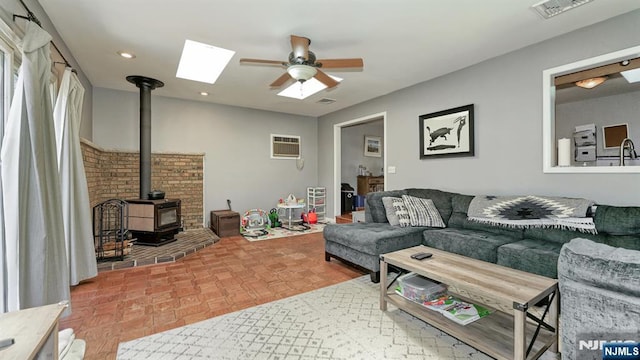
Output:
left=0, top=302, right=68, bottom=359
left=277, top=203, right=305, bottom=229
left=352, top=210, right=365, bottom=223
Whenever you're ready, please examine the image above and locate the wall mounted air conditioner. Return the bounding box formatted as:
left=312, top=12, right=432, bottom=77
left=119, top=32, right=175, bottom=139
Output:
left=531, top=0, right=595, bottom=19
left=271, top=134, right=300, bottom=159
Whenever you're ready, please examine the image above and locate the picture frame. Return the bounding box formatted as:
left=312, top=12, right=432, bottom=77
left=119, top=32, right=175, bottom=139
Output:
left=602, top=123, right=629, bottom=149
left=419, top=104, right=474, bottom=159
left=364, top=135, right=382, bottom=157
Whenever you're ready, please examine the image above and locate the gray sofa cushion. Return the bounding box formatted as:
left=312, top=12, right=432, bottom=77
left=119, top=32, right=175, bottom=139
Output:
left=323, top=222, right=425, bottom=255
left=422, top=228, right=517, bottom=263
left=522, top=227, right=606, bottom=245
left=406, top=188, right=455, bottom=224
left=381, top=197, right=401, bottom=226
left=401, top=195, right=446, bottom=228
left=558, top=238, right=640, bottom=296
left=558, top=238, right=640, bottom=360
left=605, top=234, right=640, bottom=251
left=365, top=190, right=407, bottom=223
left=497, top=239, right=564, bottom=278
left=325, top=240, right=380, bottom=272
left=594, top=205, right=640, bottom=235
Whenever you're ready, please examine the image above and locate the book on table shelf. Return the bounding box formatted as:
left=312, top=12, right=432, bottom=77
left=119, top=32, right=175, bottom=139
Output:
left=395, top=290, right=492, bottom=326
left=394, top=272, right=492, bottom=325
left=423, top=294, right=492, bottom=325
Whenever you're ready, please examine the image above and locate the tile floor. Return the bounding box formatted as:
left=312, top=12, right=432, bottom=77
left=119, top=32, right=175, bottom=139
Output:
left=60, top=231, right=364, bottom=360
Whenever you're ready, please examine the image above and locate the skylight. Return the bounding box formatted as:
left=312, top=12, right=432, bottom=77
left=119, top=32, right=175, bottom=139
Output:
left=277, top=75, right=342, bottom=100
left=621, top=68, right=640, bottom=83
left=176, top=40, right=235, bottom=84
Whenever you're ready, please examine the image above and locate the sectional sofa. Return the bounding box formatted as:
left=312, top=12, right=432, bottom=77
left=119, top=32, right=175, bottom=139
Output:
left=557, top=238, right=640, bottom=359
left=323, top=188, right=640, bottom=282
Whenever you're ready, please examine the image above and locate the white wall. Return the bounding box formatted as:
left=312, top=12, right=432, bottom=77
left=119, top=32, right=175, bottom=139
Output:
left=318, top=10, right=640, bottom=218
left=92, top=88, right=318, bottom=224
left=341, top=119, right=384, bottom=189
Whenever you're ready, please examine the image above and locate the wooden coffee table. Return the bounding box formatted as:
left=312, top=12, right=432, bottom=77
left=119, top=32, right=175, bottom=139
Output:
left=380, top=245, right=558, bottom=360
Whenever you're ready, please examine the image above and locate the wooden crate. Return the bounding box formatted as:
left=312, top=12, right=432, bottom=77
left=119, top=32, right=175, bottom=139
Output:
left=210, top=210, right=240, bottom=237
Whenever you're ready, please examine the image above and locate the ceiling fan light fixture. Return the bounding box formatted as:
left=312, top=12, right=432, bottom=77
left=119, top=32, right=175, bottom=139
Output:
left=287, top=65, right=317, bottom=82
left=278, top=74, right=342, bottom=100
left=575, top=76, right=607, bottom=89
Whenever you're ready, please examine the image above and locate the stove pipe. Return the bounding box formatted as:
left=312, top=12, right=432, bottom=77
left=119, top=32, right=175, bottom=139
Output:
left=126, top=75, right=164, bottom=200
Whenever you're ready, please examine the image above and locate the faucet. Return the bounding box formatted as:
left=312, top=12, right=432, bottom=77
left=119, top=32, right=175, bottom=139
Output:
left=619, top=138, right=637, bottom=166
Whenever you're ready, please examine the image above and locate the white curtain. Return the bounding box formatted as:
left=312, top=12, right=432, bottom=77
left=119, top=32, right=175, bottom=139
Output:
left=0, top=55, right=6, bottom=315
left=0, top=22, right=70, bottom=313
left=54, top=68, right=97, bottom=285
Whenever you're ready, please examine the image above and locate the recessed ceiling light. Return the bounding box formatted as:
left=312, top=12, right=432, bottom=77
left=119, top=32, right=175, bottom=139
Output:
left=200, top=91, right=209, bottom=96
left=176, top=40, right=235, bottom=84
left=118, top=51, right=135, bottom=59
left=277, top=75, right=342, bottom=100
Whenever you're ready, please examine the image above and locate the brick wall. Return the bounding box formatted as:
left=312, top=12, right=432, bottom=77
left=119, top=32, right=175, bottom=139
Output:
left=81, top=139, right=204, bottom=229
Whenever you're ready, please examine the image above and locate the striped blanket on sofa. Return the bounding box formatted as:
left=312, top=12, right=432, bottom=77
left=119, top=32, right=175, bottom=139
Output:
left=467, top=195, right=597, bottom=233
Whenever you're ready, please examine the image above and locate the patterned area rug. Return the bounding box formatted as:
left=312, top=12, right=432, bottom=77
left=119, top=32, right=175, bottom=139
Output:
left=117, top=275, right=559, bottom=360
left=242, top=223, right=326, bottom=242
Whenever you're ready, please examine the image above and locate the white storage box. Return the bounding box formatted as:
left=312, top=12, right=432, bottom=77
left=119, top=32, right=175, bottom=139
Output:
left=573, top=130, right=596, bottom=146
left=397, top=273, right=447, bottom=303
left=575, top=145, right=596, bottom=162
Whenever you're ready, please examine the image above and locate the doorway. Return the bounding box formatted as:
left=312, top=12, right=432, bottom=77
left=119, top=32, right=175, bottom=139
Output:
left=333, top=112, right=387, bottom=219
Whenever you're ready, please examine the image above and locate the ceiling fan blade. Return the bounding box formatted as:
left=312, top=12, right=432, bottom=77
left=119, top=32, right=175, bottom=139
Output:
left=316, top=58, right=364, bottom=69
left=314, top=69, right=339, bottom=89
left=270, top=72, right=292, bottom=88
left=240, top=58, right=286, bottom=66
left=290, top=35, right=310, bottom=61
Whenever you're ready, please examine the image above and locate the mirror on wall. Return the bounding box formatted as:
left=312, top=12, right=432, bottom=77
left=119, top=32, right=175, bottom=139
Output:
left=543, top=45, right=640, bottom=173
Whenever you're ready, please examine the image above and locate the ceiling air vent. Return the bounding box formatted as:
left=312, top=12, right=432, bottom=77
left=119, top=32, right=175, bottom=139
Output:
left=317, top=98, right=336, bottom=104
left=531, top=0, right=595, bottom=19
left=271, top=134, right=300, bottom=159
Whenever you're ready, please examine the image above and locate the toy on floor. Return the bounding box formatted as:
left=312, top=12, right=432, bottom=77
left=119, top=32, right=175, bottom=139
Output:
left=268, top=208, right=282, bottom=228
left=241, top=209, right=269, bottom=237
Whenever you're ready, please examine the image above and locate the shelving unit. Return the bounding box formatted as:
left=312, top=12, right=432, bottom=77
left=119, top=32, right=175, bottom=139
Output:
left=357, top=175, right=384, bottom=196
left=307, top=187, right=326, bottom=222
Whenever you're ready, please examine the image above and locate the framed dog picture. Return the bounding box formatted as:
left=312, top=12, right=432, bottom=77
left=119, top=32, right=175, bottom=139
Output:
left=419, top=104, right=474, bottom=159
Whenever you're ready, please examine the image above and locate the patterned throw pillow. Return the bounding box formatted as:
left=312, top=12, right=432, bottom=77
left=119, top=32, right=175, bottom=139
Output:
left=391, top=197, right=412, bottom=228
left=382, top=197, right=401, bottom=226
left=401, top=195, right=446, bottom=228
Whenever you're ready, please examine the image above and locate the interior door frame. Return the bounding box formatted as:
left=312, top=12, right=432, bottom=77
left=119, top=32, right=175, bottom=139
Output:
left=333, top=111, right=387, bottom=219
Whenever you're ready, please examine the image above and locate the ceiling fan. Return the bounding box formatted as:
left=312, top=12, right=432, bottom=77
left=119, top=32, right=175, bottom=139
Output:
left=240, top=35, right=364, bottom=89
